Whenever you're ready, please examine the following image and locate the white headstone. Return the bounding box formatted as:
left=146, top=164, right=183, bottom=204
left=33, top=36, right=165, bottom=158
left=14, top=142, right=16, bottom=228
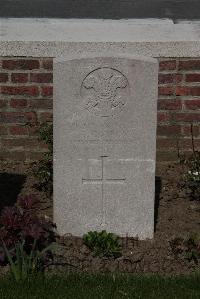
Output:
left=54, top=54, right=158, bottom=239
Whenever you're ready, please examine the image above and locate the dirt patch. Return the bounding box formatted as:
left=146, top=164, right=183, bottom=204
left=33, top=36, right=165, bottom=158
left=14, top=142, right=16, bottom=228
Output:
left=0, top=161, right=199, bottom=275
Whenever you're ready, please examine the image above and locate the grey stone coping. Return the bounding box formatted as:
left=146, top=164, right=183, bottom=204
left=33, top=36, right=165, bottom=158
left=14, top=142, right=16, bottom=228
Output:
left=1, top=18, right=200, bottom=57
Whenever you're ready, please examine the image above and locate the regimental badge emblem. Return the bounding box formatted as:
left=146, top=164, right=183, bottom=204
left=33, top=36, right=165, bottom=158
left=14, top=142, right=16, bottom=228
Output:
left=81, top=68, right=129, bottom=117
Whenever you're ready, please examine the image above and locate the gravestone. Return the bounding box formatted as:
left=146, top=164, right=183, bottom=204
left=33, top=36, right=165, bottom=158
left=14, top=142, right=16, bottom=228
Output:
left=54, top=54, right=158, bottom=239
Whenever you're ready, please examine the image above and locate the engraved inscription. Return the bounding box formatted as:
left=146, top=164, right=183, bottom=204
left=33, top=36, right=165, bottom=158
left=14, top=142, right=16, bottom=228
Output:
left=81, top=68, right=129, bottom=117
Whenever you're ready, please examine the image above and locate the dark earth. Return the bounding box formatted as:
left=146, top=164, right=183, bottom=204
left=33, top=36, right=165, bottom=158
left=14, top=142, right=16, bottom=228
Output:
left=0, top=160, right=199, bottom=275
left=1, top=0, right=200, bottom=20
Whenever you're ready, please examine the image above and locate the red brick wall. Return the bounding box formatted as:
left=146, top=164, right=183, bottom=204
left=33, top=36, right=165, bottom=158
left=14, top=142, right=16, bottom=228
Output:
left=0, top=58, right=53, bottom=161
left=0, top=57, right=200, bottom=162
left=158, top=59, right=200, bottom=161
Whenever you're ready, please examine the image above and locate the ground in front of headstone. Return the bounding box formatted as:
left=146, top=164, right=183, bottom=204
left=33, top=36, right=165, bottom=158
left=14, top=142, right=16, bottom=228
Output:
left=0, top=161, right=199, bottom=275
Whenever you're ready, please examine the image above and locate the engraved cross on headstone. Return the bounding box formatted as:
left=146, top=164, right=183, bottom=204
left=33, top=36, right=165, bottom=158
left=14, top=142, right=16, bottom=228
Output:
left=82, top=155, right=126, bottom=226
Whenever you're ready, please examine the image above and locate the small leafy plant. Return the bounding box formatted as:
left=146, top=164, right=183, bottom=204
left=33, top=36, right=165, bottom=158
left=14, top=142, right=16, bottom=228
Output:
left=32, top=122, right=53, bottom=193
left=3, top=239, right=57, bottom=282
left=0, top=195, right=57, bottom=267
left=185, top=152, right=200, bottom=200
left=170, top=234, right=200, bottom=264
left=38, top=122, right=53, bottom=158
left=178, top=124, right=200, bottom=201
left=36, top=122, right=53, bottom=189
left=83, top=230, right=121, bottom=258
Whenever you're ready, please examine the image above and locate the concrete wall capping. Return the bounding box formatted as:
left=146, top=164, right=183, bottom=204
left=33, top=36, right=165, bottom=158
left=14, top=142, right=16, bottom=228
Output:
left=1, top=18, right=200, bottom=57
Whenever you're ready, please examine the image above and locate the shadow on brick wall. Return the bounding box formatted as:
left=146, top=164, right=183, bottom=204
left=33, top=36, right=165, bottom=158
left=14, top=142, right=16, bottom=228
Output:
left=0, top=173, right=26, bottom=211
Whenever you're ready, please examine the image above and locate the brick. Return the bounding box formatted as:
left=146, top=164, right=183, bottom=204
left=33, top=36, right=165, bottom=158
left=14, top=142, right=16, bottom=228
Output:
left=158, top=99, right=182, bottom=110
left=176, top=86, right=200, bottom=96
left=157, top=112, right=171, bottom=122
left=156, top=151, right=178, bottom=162
left=177, top=139, right=200, bottom=150
left=175, top=74, right=183, bottom=84
left=157, top=139, right=177, bottom=149
left=159, top=60, right=176, bottom=71
left=185, top=73, right=200, bottom=82
left=39, top=112, right=53, bottom=122
left=2, top=138, right=39, bottom=149
left=182, top=125, right=200, bottom=137
left=2, top=59, right=40, bottom=70
left=184, top=100, right=200, bottom=110
left=0, top=112, right=25, bottom=123
left=158, top=74, right=175, bottom=84
left=160, top=74, right=183, bottom=84
left=0, top=99, right=7, bottom=108
left=41, top=86, right=53, bottom=97
left=39, top=142, right=49, bottom=150
left=0, top=151, right=26, bottom=161
left=0, top=112, right=37, bottom=123
left=1, top=86, right=39, bottom=96
left=0, top=125, right=7, bottom=135
left=24, top=112, right=37, bottom=123
left=157, top=125, right=181, bottom=137
left=25, top=151, right=45, bottom=161
left=29, top=99, right=53, bottom=109
left=42, top=59, right=53, bottom=70
left=158, top=87, right=174, bottom=96
left=172, top=113, right=200, bottom=122
left=178, top=60, right=200, bottom=70
left=11, top=73, right=28, bottom=83
left=28, top=125, right=40, bottom=136
left=0, top=73, right=8, bottom=83
left=9, top=125, right=28, bottom=135
left=30, top=73, right=53, bottom=83
left=10, top=99, right=28, bottom=108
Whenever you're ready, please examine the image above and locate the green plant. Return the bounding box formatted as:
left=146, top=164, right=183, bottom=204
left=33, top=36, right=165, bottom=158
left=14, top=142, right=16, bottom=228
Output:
left=34, top=159, right=53, bottom=193
left=0, top=195, right=57, bottom=267
left=83, top=230, right=121, bottom=258
left=3, top=239, right=57, bottom=282
left=170, top=234, right=200, bottom=264
left=184, top=152, right=200, bottom=200
left=185, top=234, right=200, bottom=263
left=180, top=152, right=200, bottom=201
left=32, top=122, right=53, bottom=193
left=38, top=122, right=53, bottom=158
left=178, top=124, right=200, bottom=201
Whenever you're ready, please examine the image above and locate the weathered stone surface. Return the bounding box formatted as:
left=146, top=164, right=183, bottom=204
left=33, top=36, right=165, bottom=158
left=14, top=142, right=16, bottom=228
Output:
left=54, top=54, right=158, bottom=239
left=1, top=19, right=200, bottom=58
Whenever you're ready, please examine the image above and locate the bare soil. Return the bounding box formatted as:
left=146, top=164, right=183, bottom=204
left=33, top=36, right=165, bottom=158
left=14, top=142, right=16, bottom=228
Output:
left=0, top=160, right=199, bottom=275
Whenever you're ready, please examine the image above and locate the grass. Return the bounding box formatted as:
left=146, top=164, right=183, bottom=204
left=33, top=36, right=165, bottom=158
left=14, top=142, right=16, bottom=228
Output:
left=0, top=273, right=199, bottom=299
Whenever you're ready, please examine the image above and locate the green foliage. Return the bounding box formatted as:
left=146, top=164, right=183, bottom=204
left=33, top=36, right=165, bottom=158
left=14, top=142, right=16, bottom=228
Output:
left=185, top=234, right=200, bottom=263
left=32, top=122, right=53, bottom=193
left=83, top=230, right=121, bottom=258
left=170, top=234, right=200, bottom=264
left=38, top=123, right=53, bottom=157
left=178, top=124, right=200, bottom=201
left=180, top=152, right=200, bottom=201
left=34, top=159, right=53, bottom=193
left=186, top=152, right=200, bottom=182
left=3, top=239, right=57, bottom=282
left=185, top=152, right=200, bottom=200
left=0, top=195, right=57, bottom=264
